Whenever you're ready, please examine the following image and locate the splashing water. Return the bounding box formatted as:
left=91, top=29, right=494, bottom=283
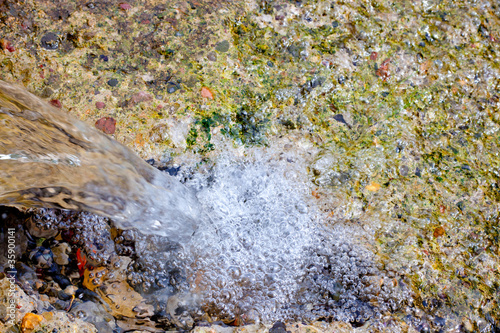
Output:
left=0, top=80, right=200, bottom=242
left=130, top=150, right=411, bottom=324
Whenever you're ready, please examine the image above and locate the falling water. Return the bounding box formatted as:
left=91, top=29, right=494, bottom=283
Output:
left=0, top=80, right=200, bottom=242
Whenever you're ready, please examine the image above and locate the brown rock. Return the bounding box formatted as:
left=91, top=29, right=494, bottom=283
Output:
left=95, top=117, right=116, bottom=134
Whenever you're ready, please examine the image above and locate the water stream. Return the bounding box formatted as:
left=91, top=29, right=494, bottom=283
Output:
left=0, top=80, right=200, bottom=243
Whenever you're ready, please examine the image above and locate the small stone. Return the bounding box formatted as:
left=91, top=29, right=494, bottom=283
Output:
left=52, top=243, right=71, bottom=265
left=129, top=91, right=152, bottom=105
left=41, top=32, right=59, bottom=50
left=95, top=101, right=106, bottom=109
left=399, top=165, right=409, bottom=176
left=119, top=2, right=132, bottom=10
left=270, top=321, right=287, bottom=333
left=27, top=216, right=59, bottom=238
left=215, top=40, right=230, bottom=53
left=433, top=226, right=445, bottom=238
left=207, top=51, right=217, bottom=61
left=132, top=303, right=154, bottom=318
left=376, top=58, right=391, bottom=81
left=107, top=78, right=118, bottom=87
left=201, top=87, right=214, bottom=99
left=64, top=285, right=78, bottom=295
left=21, top=313, right=43, bottom=331
left=365, top=182, right=381, bottom=192
left=0, top=39, right=15, bottom=52
left=30, top=247, right=55, bottom=270
left=49, top=99, right=62, bottom=108
left=167, top=85, right=177, bottom=94
left=167, top=294, right=194, bottom=330
left=95, top=117, right=116, bottom=134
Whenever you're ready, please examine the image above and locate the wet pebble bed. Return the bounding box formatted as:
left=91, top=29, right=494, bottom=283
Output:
left=1, top=0, right=500, bottom=332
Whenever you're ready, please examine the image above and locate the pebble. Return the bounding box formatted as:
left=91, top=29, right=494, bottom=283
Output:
left=399, top=165, right=409, bottom=176
left=269, top=321, right=287, bottom=333
left=0, top=39, right=15, bottom=52
left=167, top=85, right=177, bottom=94
left=95, top=117, right=116, bottom=134
left=51, top=242, right=71, bottom=265
left=41, top=32, right=59, bottom=50
left=71, top=301, right=116, bottom=333
left=50, top=99, right=62, bottom=108
left=107, top=78, right=118, bottom=87
left=119, top=3, right=132, bottom=10
left=95, top=101, right=106, bottom=109
left=129, top=91, right=152, bottom=105
left=207, top=51, right=217, bottom=61
left=215, top=40, right=230, bottom=53
left=201, top=87, right=214, bottom=99
left=30, top=247, right=55, bottom=270
left=64, top=285, right=78, bottom=296
left=26, top=216, right=59, bottom=238
left=166, top=294, right=195, bottom=330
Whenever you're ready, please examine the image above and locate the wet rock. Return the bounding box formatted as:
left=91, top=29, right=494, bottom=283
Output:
left=63, top=285, right=78, bottom=296
left=40, top=32, right=59, bottom=50
left=95, top=101, right=106, bottom=109
left=71, top=301, right=116, bottom=333
left=215, top=40, right=230, bottom=53
left=270, top=321, right=287, bottom=333
left=95, top=117, right=116, bottom=134
left=51, top=273, right=72, bottom=290
left=51, top=242, right=71, bottom=266
left=107, top=78, right=118, bottom=87
left=115, top=317, right=164, bottom=332
left=166, top=294, right=195, bottom=330
left=132, top=302, right=154, bottom=318
left=0, top=303, right=6, bottom=321
left=119, top=2, right=132, bottom=10
left=26, top=215, right=59, bottom=238
left=0, top=276, right=38, bottom=323
left=21, top=313, right=43, bottom=331
left=39, top=311, right=97, bottom=332
left=399, top=165, right=409, bottom=176
left=129, top=91, right=152, bottom=105
left=207, top=51, right=217, bottom=61
left=201, top=87, right=214, bottom=99
left=29, top=247, right=55, bottom=271
left=332, top=114, right=351, bottom=128
left=0, top=39, right=14, bottom=52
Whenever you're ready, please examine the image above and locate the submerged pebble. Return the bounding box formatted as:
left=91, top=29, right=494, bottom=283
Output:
left=95, top=116, right=116, bottom=134
left=40, top=32, right=59, bottom=50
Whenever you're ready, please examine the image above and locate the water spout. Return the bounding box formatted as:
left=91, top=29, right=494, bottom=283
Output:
left=0, top=80, right=200, bottom=242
